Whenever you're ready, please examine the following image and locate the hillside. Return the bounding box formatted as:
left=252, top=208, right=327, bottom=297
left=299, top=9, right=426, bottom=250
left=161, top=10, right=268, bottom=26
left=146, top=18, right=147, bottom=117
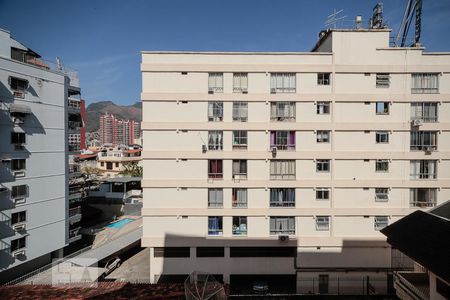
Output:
left=85, top=101, right=142, bottom=132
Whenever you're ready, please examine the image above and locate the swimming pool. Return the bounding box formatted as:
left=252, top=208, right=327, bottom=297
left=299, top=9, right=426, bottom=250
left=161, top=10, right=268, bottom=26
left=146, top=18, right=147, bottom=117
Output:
left=106, top=218, right=134, bottom=229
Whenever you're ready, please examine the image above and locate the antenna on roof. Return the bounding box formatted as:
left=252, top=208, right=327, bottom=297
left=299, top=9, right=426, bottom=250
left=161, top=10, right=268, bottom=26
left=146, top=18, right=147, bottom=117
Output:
left=325, top=9, right=346, bottom=29
left=369, top=3, right=385, bottom=29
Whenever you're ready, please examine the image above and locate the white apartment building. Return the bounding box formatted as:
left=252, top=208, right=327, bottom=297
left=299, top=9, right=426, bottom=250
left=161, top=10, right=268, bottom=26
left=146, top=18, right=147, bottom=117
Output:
left=141, top=28, right=450, bottom=294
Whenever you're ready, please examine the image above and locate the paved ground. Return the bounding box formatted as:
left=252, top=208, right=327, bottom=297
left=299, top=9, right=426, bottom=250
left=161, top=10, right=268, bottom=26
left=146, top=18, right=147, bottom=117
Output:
left=106, top=248, right=150, bottom=282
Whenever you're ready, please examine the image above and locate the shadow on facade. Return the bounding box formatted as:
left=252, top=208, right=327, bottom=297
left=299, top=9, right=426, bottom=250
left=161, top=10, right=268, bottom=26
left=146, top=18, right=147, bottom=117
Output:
left=152, top=233, right=405, bottom=297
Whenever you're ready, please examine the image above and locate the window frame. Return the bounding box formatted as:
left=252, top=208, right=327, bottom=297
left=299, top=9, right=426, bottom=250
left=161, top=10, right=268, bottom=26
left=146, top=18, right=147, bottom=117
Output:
left=317, top=73, right=331, bottom=85
left=270, top=102, right=296, bottom=121
left=316, top=216, right=330, bottom=231
left=9, top=76, right=29, bottom=92
left=232, top=188, right=247, bottom=208
left=232, top=160, right=248, bottom=180
left=208, top=101, right=223, bottom=122
left=270, top=73, right=296, bottom=93
left=11, top=159, right=26, bottom=171
left=410, top=131, right=437, bottom=151
left=208, top=216, right=223, bottom=236
left=375, top=159, right=389, bottom=172
left=208, top=130, right=223, bottom=150
left=11, top=185, right=28, bottom=199
left=374, top=216, right=389, bottom=230
left=11, top=211, right=26, bottom=225
left=270, top=188, right=296, bottom=207
left=233, top=73, right=248, bottom=93
left=269, top=216, right=295, bottom=235
left=316, top=159, right=330, bottom=172
left=316, top=102, right=330, bottom=115
left=316, top=188, right=330, bottom=201
left=208, top=188, right=223, bottom=208
left=411, top=73, right=439, bottom=94
left=10, top=236, right=26, bottom=252
left=270, top=160, right=296, bottom=180
left=208, top=72, right=223, bottom=93
left=232, top=130, right=248, bottom=149
left=376, top=73, right=390, bottom=88
left=316, top=130, right=330, bottom=143
left=375, top=131, right=389, bottom=144
left=232, top=216, right=248, bottom=236
left=11, top=132, right=26, bottom=145
left=232, top=101, right=248, bottom=122
left=376, top=102, right=390, bottom=115
left=375, top=188, right=389, bottom=202
left=208, top=159, right=223, bottom=179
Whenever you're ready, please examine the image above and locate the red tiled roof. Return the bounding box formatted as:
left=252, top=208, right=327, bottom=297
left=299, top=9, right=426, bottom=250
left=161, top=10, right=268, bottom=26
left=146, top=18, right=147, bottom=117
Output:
left=77, top=153, right=98, bottom=159
left=125, top=149, right=141, bottom=154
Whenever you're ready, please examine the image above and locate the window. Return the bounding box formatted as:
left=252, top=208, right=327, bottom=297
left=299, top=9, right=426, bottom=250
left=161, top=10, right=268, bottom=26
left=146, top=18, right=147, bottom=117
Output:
left=208, top=188, right=223, bottom=208
left=232, top=188, right=247, bottom=208
left=316, top=160, right=330, bottom=172
left=270, top=188, right=295, bottom=207
left=410, top=160, right=437, bottom=179
left=232, top=160, right=247, bottom=180
left=106, top=162, right=113, bottom=170
left=208, top=131, right=223, bottom=150
left=374, top=216, right=388, bottom=230
left=232, top=102, right=248, bottom=122
left=270, top=73, right=296, bottom=93
left=11, top=132, right=26, bottom=144
left=9, top=77, right=28, bottom=91
left=316, top=188, right=329, bottom=200
left=411, top=73, right=439, bottom=94
left=11, top=185, right=28, bottom=198
left=270, top=160, right=295, bottom=180
left=196, top=247, right=225, bottom=257
left=376, top=73, right=390, bottom=88
left=270, top=131, right=295, bottom=150
left=316, top=131, right=330, bottom=143
left=10, top=237, right=26, bottom=252
left=410, top=188, right=437, bottom=208
left=208, top=159, right=223, bottom=179
left=316, top=102, right=330, bottom=114
left=410, top=131, right=437, bottom=151
left=270, top=217, right=295, bottom=235
left=375, top=131, right=389, bottom=144
left=100, top=162, right=104, bottom=167
left=208, top=216, right=223, bottom=235
left=115, top=162, right=119, bottom=168
left=232, top=131, right=247, bottom=149
left=230, top=247, right=296, bottom=257
left=316, top=216, right=330, bottom=231
left=375, top=160, right=389, bottom=172
left=208, top=102, right=223, bottom=121
left=270, top=102, right=295, bottom=121
left=11, top=159, right=26, bottom=171
left=154, top=247, right=190, bottom=258
left=375, top=188, right=389, bottom=202
left=376, top=102, right=389, bottom=115
left=411, top=102, right=438, bottom=122
left=233, top=73, right=248, bottom=93
left=11, top=211, right=26, bottom=225
left=317, top=73, right=330, bottom=85
left=208, top=73, right=223, bottom=93
left=232, top=216, right=247, bottom=235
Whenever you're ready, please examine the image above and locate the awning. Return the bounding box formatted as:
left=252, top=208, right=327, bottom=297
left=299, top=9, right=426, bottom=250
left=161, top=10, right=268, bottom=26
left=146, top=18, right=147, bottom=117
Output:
left=10, top=103, right=31, bottom=114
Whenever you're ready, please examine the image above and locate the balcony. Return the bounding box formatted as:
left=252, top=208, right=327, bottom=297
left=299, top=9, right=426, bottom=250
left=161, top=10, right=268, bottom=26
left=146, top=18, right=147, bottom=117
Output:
left=68, top=99, right=81, bottom=112
left=394, top=272, right=429, bottom=300
left=68, top=206, right=82, bottom=224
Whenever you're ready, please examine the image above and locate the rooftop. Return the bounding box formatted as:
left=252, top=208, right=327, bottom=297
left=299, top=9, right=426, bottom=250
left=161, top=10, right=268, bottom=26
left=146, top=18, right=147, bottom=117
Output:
left=102, top=177, right=142, bottom=183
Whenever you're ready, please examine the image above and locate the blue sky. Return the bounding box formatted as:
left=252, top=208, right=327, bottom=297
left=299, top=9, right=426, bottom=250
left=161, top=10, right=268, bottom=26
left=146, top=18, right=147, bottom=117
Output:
left=1, top=0, right=450, bottom=106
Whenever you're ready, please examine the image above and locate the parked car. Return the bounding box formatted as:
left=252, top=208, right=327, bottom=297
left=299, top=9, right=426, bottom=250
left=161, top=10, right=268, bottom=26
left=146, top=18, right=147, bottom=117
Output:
left=104, top=257, right=121, bottom=275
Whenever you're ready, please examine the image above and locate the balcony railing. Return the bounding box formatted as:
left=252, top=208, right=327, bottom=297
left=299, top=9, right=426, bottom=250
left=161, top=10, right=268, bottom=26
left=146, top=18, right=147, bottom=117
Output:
left=394, top=272, right=429, bottom=300
left=410, top=173, right=437, bottom=180
left=270, top=201, right=296, bottom=207
left=411, top=87, right=439, bottom=94
left=68, top=121, right=82, bottom=130
left=271, top=143, right=295, bottom=150
left=410, top=200, right=436, bottom=208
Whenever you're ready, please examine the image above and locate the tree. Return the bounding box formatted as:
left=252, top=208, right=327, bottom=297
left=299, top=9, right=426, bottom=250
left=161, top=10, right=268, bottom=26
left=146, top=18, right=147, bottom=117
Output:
left=119, top=162, right=142, bottom=177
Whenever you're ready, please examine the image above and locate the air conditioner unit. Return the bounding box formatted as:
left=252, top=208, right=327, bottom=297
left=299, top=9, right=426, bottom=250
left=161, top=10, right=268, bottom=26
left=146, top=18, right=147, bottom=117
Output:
left=13, top=91, right=25, bottom=98
left=208, top=88, right=214, bottom=94
left=13, top=223, right=26, bottom=231
left=13, top=249, right=26, bottom=258
left=278, top=235, right=289, bottom=242
left=242, top=88, right=248, bottom=94
left=412, top=119, right=423, bottom=126
left=13, top=171, right=25, bottom=178
left=270, top=88, right=277, bottom=94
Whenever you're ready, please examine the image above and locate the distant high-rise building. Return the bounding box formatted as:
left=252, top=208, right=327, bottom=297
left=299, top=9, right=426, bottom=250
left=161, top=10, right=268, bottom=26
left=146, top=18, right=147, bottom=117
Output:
left=0, top=27, right=84, bottom=283
left=100, top=113, right=140, bottom=145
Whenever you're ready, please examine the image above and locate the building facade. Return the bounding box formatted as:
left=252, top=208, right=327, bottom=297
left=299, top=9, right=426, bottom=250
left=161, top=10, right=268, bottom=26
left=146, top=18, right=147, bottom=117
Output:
left=141, top=28, right=450, bottom=294
left=100, top=112, right=141, bottom=146
left=0, top=28, right=83, bottom=282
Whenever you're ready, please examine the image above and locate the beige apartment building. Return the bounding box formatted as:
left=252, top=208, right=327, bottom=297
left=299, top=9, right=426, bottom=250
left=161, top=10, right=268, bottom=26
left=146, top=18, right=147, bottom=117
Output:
left=141, top=28, right=450, bottom=294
